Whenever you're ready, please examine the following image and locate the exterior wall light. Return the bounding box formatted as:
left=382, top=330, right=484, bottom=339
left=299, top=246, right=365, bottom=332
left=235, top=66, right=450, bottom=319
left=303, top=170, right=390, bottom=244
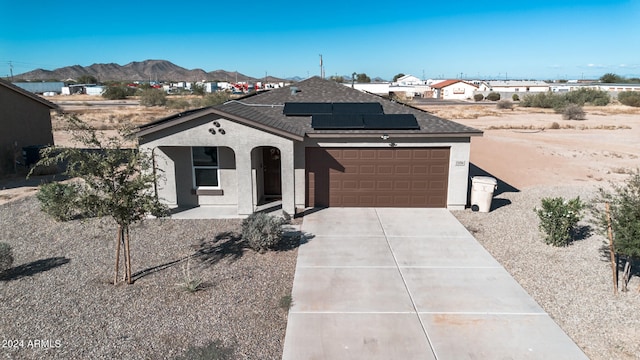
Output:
left=381, top=134, right=390, bottom=140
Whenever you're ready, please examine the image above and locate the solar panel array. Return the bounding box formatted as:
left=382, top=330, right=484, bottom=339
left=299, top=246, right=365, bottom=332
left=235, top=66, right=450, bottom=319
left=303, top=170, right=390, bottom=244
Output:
left=284, top=102, right=419, bottom=130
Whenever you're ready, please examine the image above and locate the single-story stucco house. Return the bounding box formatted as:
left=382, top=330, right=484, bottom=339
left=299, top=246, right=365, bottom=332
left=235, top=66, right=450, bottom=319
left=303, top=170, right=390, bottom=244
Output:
left=136, top=77, right=482, bottom=217
left=0, top=78, right=58, bottom=174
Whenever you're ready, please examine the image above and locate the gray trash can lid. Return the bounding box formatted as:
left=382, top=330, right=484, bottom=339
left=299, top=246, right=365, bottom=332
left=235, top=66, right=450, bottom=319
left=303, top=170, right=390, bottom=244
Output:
left=472, top=176, right=498, bottom=186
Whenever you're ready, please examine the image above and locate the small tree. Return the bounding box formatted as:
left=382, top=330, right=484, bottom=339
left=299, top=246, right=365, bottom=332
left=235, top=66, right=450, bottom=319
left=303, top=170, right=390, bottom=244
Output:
left=355, top=73, right=371, bottom=83
left=392, top=73, right=406, bottom=82
left=30, top=116, right=168, bottom=284
left=592, top=170, right=640, bottom=291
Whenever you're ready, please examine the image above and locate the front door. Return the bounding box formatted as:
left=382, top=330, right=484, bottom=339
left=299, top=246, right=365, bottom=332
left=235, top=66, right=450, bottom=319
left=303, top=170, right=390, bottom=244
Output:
left=263, top=147, right=282, bottom=197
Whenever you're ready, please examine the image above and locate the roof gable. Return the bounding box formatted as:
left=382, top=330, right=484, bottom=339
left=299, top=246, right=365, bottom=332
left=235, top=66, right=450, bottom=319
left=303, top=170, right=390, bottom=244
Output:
left=138, top=77, right=482, bottom=140
left=431, top=80, right=478, bottom=89
left=0, top=79, right=59, bottom=109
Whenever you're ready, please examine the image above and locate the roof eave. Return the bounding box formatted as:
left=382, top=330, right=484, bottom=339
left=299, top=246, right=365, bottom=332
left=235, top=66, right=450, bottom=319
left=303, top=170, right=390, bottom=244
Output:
left=305, top=131, right=483, bottom=138
left=136, top=107, right=304, bottom=142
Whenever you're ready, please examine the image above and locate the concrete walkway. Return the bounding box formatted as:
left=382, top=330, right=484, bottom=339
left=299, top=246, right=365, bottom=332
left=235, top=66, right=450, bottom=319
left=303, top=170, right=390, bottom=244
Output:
left=282, top=208, right=588, bottom=360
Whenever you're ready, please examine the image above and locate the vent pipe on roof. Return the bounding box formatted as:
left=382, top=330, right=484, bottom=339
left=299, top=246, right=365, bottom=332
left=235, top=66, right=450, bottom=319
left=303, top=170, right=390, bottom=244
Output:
left=290, top=87, right=299, bottom=95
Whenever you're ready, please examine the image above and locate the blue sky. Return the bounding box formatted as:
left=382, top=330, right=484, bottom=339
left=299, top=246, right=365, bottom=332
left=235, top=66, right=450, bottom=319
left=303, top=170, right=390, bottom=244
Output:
left=1, top=0, right=639, bottom=81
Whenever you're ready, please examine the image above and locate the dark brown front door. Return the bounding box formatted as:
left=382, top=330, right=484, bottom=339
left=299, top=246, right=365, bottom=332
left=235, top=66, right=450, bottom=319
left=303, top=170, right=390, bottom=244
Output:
left=263, top=147, right=282, bottom=196
left=306, top=147, right=449, bottom=207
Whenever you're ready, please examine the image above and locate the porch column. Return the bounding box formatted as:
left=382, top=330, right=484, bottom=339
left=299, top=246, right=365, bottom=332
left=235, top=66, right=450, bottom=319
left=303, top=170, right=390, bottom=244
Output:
left=280, top=142, right=296, bottom=216
left=236, top=150, right=254, bottom=215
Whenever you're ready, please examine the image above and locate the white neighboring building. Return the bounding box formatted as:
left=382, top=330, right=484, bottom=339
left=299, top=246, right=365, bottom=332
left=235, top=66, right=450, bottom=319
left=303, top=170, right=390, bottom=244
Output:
left=430, top=80, right=478, bottom=100
left=394, top=74, right=424, bottom=86
left=479, top=80, right=550, bottom=93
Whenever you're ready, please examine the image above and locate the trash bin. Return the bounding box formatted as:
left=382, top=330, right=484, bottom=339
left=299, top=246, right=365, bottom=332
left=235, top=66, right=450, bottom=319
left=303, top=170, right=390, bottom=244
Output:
left=470, top=176, right=497, bottom=212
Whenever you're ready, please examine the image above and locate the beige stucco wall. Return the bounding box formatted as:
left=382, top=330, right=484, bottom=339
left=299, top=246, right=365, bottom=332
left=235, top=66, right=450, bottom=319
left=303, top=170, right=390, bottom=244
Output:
left=139, top=114, right=296, bottom=215
left=299, top=136, right=472, bottom=210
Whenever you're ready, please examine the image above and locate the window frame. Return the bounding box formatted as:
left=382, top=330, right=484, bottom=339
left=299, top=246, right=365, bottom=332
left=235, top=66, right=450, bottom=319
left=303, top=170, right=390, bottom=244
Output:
left=191, top=146, right=220, bottom=189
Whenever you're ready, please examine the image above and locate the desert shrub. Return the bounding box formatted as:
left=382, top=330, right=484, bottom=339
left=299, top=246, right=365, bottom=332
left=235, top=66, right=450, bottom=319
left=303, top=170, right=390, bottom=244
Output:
left=37, top=182, right=82, bottom=221
left=191, top=92, right=232, bottom=108
left=0, top=242, right=13, bottom=272
left=550, top=122, right=561, bottom=129
left=591, top=170, right=640, bottom=291
left=102, top=85, right=135, bottom=100
left=166, top=99, right=191, bottom=110
left=618, top=91, right=640, bottom=107
left=520, top=92, right=566, bottom=109
left=564, top=88, right=610, bottom=106
left=241, top=213, right=285, bottom=252
left=535, top=197, right=584, bottom=246
left=486, top=92, right=501, bottom=101
left=139, top=88, right=167, bottom=106
left=473, top=94, right=484, bottom=102
left=512, top=94, right=520, bottom=101
left=496, top=100, right=513, bottom=110
left=561, top=104, right=586, bottom=120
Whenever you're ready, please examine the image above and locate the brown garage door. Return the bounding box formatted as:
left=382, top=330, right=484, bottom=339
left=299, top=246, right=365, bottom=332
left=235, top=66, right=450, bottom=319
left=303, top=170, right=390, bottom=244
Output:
left=306, top=147, right=449, bottom=207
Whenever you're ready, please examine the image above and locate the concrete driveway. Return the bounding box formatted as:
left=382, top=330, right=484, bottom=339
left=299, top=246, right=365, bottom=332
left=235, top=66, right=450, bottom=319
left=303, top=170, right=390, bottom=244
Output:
left=282, top=208, right=587, bottom=360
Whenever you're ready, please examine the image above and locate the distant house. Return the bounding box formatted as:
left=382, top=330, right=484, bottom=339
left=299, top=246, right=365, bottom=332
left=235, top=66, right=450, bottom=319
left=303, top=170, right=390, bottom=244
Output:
left=478, top=81, right=550, bottom=93
left=394, top=75, right=424, bottom=86
left=12, top=81, right=64, bottom=95
left=0, top=79, right=58, bottom=173
left=430, top=80, right=478, bottom=100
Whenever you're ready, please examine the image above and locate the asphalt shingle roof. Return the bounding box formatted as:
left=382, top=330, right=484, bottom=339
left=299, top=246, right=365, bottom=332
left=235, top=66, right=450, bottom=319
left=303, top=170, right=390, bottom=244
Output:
left=138, top=77, right=482, bottom=139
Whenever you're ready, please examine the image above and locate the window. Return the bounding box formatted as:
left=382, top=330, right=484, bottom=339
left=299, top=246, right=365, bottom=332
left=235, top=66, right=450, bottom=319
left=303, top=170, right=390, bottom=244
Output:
left=192, top=146, right=219, bottom=187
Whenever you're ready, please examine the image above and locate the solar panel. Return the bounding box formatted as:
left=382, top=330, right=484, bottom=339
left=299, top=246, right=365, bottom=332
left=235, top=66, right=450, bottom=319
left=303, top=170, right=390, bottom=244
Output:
left=362, top=114, right=420, bottom=130
left=283, top=102, right=333, bottom=116
left=311, top=114, right=365, bottom=129
left=332, top=102, right=383, bottom=114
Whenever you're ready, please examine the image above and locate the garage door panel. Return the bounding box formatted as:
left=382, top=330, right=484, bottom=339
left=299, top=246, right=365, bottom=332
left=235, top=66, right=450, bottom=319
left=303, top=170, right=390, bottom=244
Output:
left=306, top=147, right=449, bottom=207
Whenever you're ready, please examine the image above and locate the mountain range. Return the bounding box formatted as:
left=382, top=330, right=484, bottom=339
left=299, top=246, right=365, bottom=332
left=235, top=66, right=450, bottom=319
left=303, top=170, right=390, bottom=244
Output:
left=14, top=60, right=287, bottom=83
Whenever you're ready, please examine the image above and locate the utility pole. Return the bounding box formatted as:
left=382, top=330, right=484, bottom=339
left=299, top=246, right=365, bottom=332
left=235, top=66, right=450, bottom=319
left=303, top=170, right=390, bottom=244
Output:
left=9, top=61, right=14, bottom=81
left=319, top=54, right=324, bottom=79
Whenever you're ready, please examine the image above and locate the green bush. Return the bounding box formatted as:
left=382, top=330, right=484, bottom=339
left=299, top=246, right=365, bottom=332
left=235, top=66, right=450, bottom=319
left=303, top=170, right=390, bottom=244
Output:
left=241, top=213, right=285, bottom=252
left=102, top=85, right=135, bottom=100
left=561, top=104, right=586, bottom=120
left=473, top=94, right=484, bottom=102
left=0, top=242, right=13, bottom=272
left=139, top=88, right=167, bottom=106
left=520, top=92, right=566, bottom=109
left=535, top=197, right=584, bottom=246
left=37, top=182, right=81, bottom=221
left=512, top=94, right=520, bottom=101
left=564, top=88, right=610, bottom=106
left=486, top=92, right=501, bottom=101
left=618, top=91, right=640, bottom=107
left=496, top=100, right=513, bottom=110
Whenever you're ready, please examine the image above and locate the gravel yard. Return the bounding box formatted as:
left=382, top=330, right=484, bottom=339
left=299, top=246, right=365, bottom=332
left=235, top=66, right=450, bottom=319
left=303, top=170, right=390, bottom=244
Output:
left=0, top=196, right=297, bottom=359
left=453, top=184, right=640, bottom=360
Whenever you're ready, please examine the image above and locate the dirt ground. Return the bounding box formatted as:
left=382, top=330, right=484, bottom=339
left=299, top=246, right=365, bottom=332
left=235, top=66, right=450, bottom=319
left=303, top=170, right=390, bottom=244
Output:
left=2, top=101, right=639, bottom=204
left=419, top=104, right=640, bottom=189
